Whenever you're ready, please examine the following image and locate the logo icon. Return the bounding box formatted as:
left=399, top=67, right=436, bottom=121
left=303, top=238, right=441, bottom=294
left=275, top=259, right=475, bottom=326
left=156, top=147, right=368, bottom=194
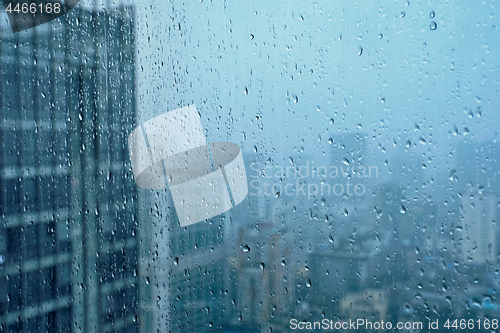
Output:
left=128, top=105, right=248, bottom=226
left=3, top=0, right=80, bottom=33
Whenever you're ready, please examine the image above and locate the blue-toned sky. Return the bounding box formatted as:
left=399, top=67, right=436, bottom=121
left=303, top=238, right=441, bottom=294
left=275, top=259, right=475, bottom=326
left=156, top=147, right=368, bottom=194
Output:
left=130, top=0, right=499, bottom=180
left=3, top=0, right=496, bottom=173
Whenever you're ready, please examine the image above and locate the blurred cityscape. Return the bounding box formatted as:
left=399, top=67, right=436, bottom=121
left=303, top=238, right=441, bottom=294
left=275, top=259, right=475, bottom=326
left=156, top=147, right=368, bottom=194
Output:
left=221, top=135, right=500, bottom=333
left=0, top=3, right=499, bottom=333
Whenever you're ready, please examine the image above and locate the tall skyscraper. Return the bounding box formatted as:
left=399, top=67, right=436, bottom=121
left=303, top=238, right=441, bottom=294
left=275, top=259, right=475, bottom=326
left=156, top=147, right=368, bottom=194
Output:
left=138, top=198, right=230, bottom=333
left=461, top=188, right=497, bottom=264
left=329, top=132, right=372, bottom=202
left=455, top=139, right=499, bottom=264
left=0, top=5, right=138, bottom=333
left=456, top=139, right=500, bottom=197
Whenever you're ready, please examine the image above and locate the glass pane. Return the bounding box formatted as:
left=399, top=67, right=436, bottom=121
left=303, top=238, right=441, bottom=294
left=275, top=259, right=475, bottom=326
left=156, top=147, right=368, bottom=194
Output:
left=0, top=1, right=499, bottom=332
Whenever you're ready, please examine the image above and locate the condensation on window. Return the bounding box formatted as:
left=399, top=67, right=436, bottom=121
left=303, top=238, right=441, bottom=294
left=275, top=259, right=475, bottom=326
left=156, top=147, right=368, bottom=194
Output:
left=0, top=1, right=499, bottom=332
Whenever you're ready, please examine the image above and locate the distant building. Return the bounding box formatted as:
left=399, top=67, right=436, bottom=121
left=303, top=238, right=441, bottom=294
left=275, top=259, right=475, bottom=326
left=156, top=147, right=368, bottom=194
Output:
left=340, top=289, right=390, bottom=333
left=225, top=224, right=292, bottom=332
left=456, top=139, right=500, bottom=197
left=460, top=188, right=497, bottom=264
left=454, top=139, right=499, bottom=264
left=0, top=5, right=138, bottom=333
left=388, top=133, right=424, bottom=204
left=138, top=189, right=232, bottom=333
left=329, top=133, right=373, bottom=202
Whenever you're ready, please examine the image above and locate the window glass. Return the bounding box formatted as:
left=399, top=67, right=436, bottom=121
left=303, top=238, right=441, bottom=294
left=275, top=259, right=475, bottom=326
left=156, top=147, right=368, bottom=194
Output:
left=0, top=1, right=499, bottom=332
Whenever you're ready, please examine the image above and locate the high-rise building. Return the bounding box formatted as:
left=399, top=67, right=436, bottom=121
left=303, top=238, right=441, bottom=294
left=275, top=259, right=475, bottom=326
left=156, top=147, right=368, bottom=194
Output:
left=0, top=5, right=138, bottom=333
left=455, top=140, right=499, bottom=264
left=138, top=195, right=231, bottom=333
left=456, top=139, right=500, bottom=197
left=460, top=188, right=497, bottom=264
left=225, top=223, right=292, bottom=332
left=329, top=133, right=372, bottom=202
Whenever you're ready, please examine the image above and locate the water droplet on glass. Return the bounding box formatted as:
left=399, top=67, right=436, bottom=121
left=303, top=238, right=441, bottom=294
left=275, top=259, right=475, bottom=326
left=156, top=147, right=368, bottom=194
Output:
left=430, top=10, right=435, bottom=18
left=472, top=298, right=482, bottom=308
left=243, top=244, right=250, bottom=252
left=430, top=21, right=437, bottom=30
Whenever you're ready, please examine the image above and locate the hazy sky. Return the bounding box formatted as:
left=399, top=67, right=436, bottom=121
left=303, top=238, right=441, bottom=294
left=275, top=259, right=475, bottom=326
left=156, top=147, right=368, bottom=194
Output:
left=2, top=0, right=497, bottom=169
left=130, top=0, right=499, bottom=165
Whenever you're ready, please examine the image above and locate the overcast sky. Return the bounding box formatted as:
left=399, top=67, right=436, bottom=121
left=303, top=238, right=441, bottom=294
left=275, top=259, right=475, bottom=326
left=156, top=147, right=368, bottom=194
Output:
left=2, top=0, right=498, bottom=170
left=128, top=0, right=498, bottom=180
